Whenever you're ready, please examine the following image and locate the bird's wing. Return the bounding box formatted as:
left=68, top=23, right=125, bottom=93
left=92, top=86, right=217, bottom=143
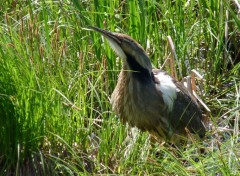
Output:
left=152, top=69, right=206, bottom=138
left=172, top=80, right=206, bottom=138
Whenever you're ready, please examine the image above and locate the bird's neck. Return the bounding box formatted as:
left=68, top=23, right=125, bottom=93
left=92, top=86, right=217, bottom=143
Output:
left=122, top=59, right=152, bottom=84
left=110, top=67, right=131, bottom=123
left=111, top=64, right=154, bottom=129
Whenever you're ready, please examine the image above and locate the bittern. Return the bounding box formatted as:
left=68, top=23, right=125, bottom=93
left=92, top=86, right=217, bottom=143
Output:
left=90, top=26, right=206, bottom=143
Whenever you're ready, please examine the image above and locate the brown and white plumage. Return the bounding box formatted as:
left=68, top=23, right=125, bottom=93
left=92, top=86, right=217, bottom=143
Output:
left=90, top=26, right=206, bottom=143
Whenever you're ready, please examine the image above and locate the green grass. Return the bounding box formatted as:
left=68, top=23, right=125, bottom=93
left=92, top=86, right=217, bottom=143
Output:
left=0, top=0, right=239, bottom=175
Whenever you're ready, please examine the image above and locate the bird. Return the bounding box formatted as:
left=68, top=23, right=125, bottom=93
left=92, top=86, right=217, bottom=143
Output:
left=89, top=26, right=206, bottom=144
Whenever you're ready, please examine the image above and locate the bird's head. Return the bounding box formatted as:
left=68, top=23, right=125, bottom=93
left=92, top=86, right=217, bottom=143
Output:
left=89, top=26, right=152, bottom=76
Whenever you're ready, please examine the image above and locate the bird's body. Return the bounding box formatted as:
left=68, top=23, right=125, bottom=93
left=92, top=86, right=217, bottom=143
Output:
left=90, top=26, right=206, bottom=143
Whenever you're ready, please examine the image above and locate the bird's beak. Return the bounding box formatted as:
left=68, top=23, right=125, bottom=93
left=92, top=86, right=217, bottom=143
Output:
left=88, top=26, right=121, bottom=44
left=88, top=26, right=127, bottom=60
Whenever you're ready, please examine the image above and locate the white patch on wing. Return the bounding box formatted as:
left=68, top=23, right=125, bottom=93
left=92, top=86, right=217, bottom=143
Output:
left=104, top=36, right=127, bottom=60
left=155, top=72, right=178, bottom=112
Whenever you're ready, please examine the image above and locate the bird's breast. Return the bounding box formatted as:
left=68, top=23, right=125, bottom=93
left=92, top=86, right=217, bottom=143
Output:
left=111, top=70, right=170, bottom=133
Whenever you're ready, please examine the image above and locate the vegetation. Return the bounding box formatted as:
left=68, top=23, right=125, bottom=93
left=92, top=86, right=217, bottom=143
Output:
left=0, top=0, right=239, bottom=175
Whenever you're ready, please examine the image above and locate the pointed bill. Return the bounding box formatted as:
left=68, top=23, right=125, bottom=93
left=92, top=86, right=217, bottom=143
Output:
left=88, top=26, right=127, bottom=60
